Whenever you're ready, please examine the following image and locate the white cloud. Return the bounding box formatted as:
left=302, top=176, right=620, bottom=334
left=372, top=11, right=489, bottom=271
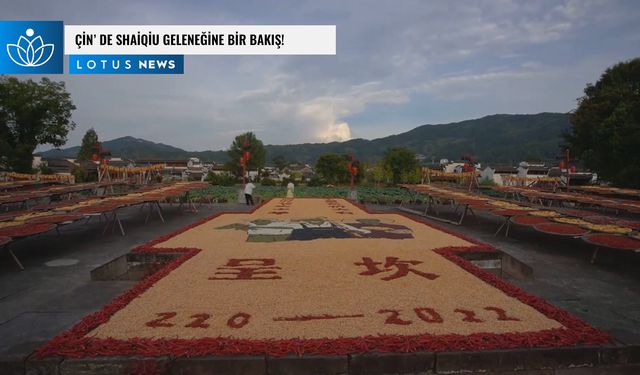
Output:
left=12, top=0, right=640, bottom=152
left=299, top=84, right=408, bottom=142
left=420, top=69, right=542, bottom=101
left=229, top=80, right=408, bottom=144
left=316, top=122, right=352, bottom=142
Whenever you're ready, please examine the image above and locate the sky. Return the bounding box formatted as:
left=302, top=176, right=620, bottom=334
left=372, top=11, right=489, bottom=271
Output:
left=3, top=0, right=640, bottom=151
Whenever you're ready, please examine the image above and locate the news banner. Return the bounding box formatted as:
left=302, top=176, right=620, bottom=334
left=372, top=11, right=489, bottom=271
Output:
left=0, top=22, right=336, bottom=75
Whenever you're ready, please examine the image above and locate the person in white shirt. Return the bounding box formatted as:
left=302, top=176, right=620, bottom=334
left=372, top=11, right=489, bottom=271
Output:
left=244, top=182, right=256, bottom=205
left=286, top=182, right=295, bottom=198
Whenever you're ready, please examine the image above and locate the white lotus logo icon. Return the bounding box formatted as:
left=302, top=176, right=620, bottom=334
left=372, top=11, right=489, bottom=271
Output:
left=6, top=28, right=55, bottom=67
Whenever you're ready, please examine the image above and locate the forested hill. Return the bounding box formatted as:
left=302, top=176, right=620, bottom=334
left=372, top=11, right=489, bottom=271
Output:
left=41, top=112, right=570, bottom=164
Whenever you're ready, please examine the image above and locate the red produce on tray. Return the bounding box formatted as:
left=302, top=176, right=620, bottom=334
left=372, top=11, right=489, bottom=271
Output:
left=510, top=216, right=550, bottom=226
left=74, top=204, right=120, bottom=214
left=27, top=214, right=84, bottom=225
left=533, top=223, right=589, bottom=236
left=584, top=215, right=618, bottom=225
left=0, top=223, right=56, bottom=238
left=616, top=219, right=640, bottom=230
left=582, top=233, right=640, bottom=250
left=491, top=209, right=529, bottom=216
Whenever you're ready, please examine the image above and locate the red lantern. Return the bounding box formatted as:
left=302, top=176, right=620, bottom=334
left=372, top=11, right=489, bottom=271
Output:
left=348, top=161, right=358, bottom=177
left=559, top=160, right=566, bottom=169
left=462, top=163, right=474, bottom=173
left=91, top=153, right=98, bottom=161
left=569, top=165, right=577, bottom=173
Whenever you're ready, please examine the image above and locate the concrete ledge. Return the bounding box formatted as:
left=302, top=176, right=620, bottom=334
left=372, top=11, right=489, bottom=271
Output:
left=59, top=356, right=171, bottom=375
left=169, top=356, right=265, bottom=375
left=525, top=346, right=600, bottom=370
left=349, top=352, right=435, bottom=375
left=437, top=370, right=553, bottom=375
left=436, top=349, right=530, bottom=373
left=13, top=345, right=640, bottom=374
left=629, top=344, right=640, bottom=363
left=434, top=346, right=603, bottom=373
left=554, top=363, right=640, bottom=374
left=599, top=344, right=640, bottom=365
left=0, top=354, right=27, bottom=375
left=25, top=356, right=63, bottom=375
left=91, top=252, right=181, bottom=281
left=267, top=355, right=347, bottom=375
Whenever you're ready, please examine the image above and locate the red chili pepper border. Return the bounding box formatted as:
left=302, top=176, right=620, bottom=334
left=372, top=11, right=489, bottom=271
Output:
left=34, top=198, right=609, bottom=359
left=582, top=233, right=640, bottom=250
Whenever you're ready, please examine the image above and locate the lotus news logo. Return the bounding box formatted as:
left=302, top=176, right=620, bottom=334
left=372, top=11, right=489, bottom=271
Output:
left=7, top=28, right=55, bottom=67
left=0, top=21, right=63, bottom=74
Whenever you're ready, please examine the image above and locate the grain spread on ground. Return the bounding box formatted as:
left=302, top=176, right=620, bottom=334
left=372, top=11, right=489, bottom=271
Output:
left=87, top=198, right=563, bottom=341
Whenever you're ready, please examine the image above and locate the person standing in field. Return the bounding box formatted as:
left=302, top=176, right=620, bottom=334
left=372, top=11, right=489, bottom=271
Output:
left=244, top=181, right=256, bottom=205
left=286, top=181, right=295, bottom=198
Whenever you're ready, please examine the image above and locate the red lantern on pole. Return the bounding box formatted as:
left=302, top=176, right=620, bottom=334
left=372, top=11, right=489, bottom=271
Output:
left=559, top=160, right=566, bottom=169
left=240, top=141, right=253, bottom=184
left=347, top=154, right=359, bottom=190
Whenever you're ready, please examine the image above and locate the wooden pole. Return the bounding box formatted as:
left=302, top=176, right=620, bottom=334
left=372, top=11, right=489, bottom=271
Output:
left=566, top=149, right=571, bottom=187
left=242, top=164, right=246, bottom=185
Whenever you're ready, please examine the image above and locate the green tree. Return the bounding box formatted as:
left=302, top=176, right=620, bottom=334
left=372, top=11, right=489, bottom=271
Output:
left=72, top=165, right=86, bottom=183
left=382, top=147, right=419, bottom=184
left=272, top=155, right=287, bottom=170
left=315, top=153, right=350, bottom=184
left=225, top=132, right=266, bottom=177
left=77, top=128, right=99, bottom=161
left=371, top=160, right=392, bottom=185
left=0, top=77, right=76, bottom=172
left=206, top=171, right=237, bottom=186
left=260, top=177, right=277, bottom=186
left=564, top=58, right=640, bottom=187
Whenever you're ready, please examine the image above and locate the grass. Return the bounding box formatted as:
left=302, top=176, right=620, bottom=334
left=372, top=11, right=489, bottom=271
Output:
left=189, top=185, right=429, bottom=205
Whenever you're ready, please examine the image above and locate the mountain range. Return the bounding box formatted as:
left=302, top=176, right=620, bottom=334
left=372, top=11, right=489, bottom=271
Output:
left=40, top=112, right=571, bottom=165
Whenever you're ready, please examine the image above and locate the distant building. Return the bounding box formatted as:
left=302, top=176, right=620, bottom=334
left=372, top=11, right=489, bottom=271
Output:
left=106, top=157, right=135, bottom=168
left=32, top=155, right=44, bottom=170
left=480, top=166, right=496, bottom=183
left=43, top=158, right=99, bottom=180
left=284, top=163, right=315, bottom=182
left=135, top=158, right=206, bottom=180
left=186, top=158, right=205, bottom=181
left=207, top=163, right=231, bottom=176
left=443, top=162, right=466, bottom=174
left=483, top=161, right=554, bottom=186
left=261, top=166, right=281, bottom=180
left=517, top=161, right=549, bottom=177
left=491, top=165, right=518, bottom=174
